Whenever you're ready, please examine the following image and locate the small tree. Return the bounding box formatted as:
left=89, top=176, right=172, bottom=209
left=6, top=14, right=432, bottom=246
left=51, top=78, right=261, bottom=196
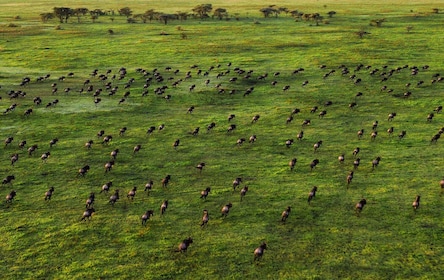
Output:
left=213, top=8, right=228, bottom=20
left=327, top=11, right=336, bottom=18
left=118, top=7, right=133, bottom=18
left=192, top=4, right=212, bottom=19
left=73, top=8, right=89, bottom=23
left=53, top=7, right=73, bottom=23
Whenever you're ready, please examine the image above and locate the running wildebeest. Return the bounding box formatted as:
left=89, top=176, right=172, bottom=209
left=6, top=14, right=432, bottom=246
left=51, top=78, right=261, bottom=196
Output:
left=353, top=158, right=361, bottom=169
left=347, top=171, right=354, bottom=186
left=357, top=129, right=364, bottom=139
left=44, top=187, right=54, bottom=201
left=232, top=177, right=242, bottom=191
left=100, top=181, right=113, bottom=193
left=200, top=187, right=211, bottom=200
left=308, top=186, right=318, bottom=204
left=355, top=199, right=367, bottom=216
left=173, top=139, right=180, bottom=150
left=372, top=156, right=381, bottom=170
left=240, top=186, right=249, bottom=201
left=313, top=140, right=323, bottom=152
left=160, top=200, right=169, bottom=215
left=281, top=206, right=291, bottom=222
left=2, top=175, right=15, bottom=185
left=81, top=208, right=95, bottom=221
left=285, top=139, right=294, bottom=148
left=49, top=138, right=59, bottom=147
left=221, top=203, right=233, bottom=218
left=144, top=180, right=154, bottom=193
left=141, top=210, right=154, bottom=225
left=196, top=162, right=205, bottom=172
left=85, top=192, right=95, bottom=208
left=297, top=131, right=304, bottom=141
left=289, top=158, right=297, bottom=171
left=310, top=159, right=320, bottom=170
left=253, top=242, right=268, bottom=262
left=177, top=237, right=193, bottom=253
left=85, top=140, right=94, bottom=149
left=109, top=189, right=120, bottom=205
left=201, top=210, right=209, bottom=227
left=6, top=190, right=17, bottom=203
left=127, top=187, right=137, bottom=200
left=338, top=154, right=345, bottom=163
left=352, top=147, right=360, bottom=157
left=162, top=175, right=171, bottom=188
left=412, top=195, right=420, bottom=211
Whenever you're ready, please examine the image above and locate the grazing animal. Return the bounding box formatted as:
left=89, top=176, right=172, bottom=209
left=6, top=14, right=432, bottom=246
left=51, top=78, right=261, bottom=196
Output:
left=49, top=138, right=59, bottom=147
left=6, top=190, right=17, bottom=203
left=162, top=175, right=171, bottom=188
left=110, top=149, right=119, bottom=159
left=147, top=126, right=156, bottom=135
left=387, top=127, right=394, bottom=136
left=347, top=171, right=354, bottom=186
left=18, top=140, right=27, bottom=149
left=352, top=147, right=360, bottom=157
left=240, top=186, right=249, bottom=201
left=253, top=242, right=268, bottom=262
left=249, top=135, right=257, bottom=143
left=251, top=114, right=260, bottom=123
left=85, top=192, right=95, bottom=208
left=372, top=157, right=381, bottom=170
left=355, top=199, right=367, bottom=216
left=228, top=114, right=236, bottom=121
left=133, top=144, right=141, bottom=154
left=338, top=154, right=345, bottom=163
left=227, top=124, right=237, bottom=133
left=308, top=186, right=318, bottom=204
left=207, top=122, right=216, bottom=132
left=44, top=187, right=55, bottom=201
left=97, top=130, right=105, bottom=138
left=221, top=203, right=233, bottom=217
left=158, top=124, right=165, bottom=131
left=178, top=237, right=193, bottom=253
left=398, top=130, right=406, bottom=140
left=285, top=139, right=294, bottom=148
left=173, top=139, right=180, bottom=150
left=81, top=208, right=95, bottom=221
left=388, top=112, right=397, bottom=121
left=10, top=153, right=19, bottom=165
left=302, top=119, right=311, bottom=126
left=232, top=177, right=242, bottom=191
left=313, top=140, right=323, bottom=152
left=160, top=200, right=169, bottom=215
left=144, top=180, right=154, bottom=193
left=104, top=160, right=115, bottom=173
left=297, top=131, right=304, bottom=141
left=28, top=144, right=38, bottom=156
left=353, top=158, right=361, bottom=169
left=119, top=127, right=127, bottom=136
left=281, top=206, right=291, bottom=222
left=370, top=131, right=378, bottom=140
left=200, top=187, right=211, bottom=200
left=102, top=135, right=113, bottom=144
left=412, top=195, right=420, bottom=211
left=318, top=110, right=327, bottom=118
left=127, top=187, right=137, bottom=200
left=237, top=138, right=246, bottom=146
left=141, top=210, right=154, bottom=225
left=187, top=106, right=195, bottom=113
left=41, top=152, right=50, bottom=162
left=109, top=190, right=120, bottom=205
left=100, top=181, right=113, bottom=193
left=85, top=140, right=93, bottom=149
left=427, top=113, right=434, bottom=122
left=201, top=210, right=209, bottom=227
left=286, top=115, right=293, bottom=124
left=310, top=159, right=320, bottom=170
left=357, top=129, right=364, bottom=139
left=2, top=175, right=15, bottom=185
left=289, top=158, right=297, bottom=171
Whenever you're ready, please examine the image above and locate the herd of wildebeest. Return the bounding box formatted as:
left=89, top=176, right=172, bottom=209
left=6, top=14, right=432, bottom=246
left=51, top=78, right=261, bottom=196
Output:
left=1, top=61, right=443, bottom=260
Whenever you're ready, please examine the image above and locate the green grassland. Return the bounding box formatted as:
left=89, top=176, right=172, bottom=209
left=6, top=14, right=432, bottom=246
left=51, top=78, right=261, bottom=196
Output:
left=0, top=1, right=443, bottom=279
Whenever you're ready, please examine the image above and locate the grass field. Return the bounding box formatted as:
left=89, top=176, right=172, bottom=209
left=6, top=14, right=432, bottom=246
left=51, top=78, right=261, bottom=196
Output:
left=0, top=1, right=443, bottom=279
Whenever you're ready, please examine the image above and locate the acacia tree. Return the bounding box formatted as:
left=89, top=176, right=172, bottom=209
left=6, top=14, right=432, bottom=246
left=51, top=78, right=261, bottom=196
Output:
left=53, top=7, right=73, bottom=23
left=118, top=7, right=133, bottom=18
left=327, top=11, right=336, bottom=18
left=260, top=7, right=279, bottom=18
left=213, top=8, right=228, bottom=20
left=192, top=4, right=212, bottom=19
left=73, top=8, right=89, bottom=23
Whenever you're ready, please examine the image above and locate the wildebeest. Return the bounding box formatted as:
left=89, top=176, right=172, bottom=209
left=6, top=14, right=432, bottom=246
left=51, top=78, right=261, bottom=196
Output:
left=102, top=135, right=113, bottom=144
left=127, top=187, right=137, bottom=200
left=6, top=190, right=17, bottom=203
left=388, top=112, right=397, bottom=121
left=207, top=122, right=216, bottom=132
left=162, top=175, right=171, bottom=188
left=27, top=144, right=38, bottom=156
left=85, top=140, right=94, bottom=149
left=45, top=187, right=54, bottom=200
left=370, top=131, right=378, bottom=141
left=187, top=106, right=195, bottom=113
left=97, top=130, right=105, bottom=138
left=221, top=203, right=233, bottom=217
left=310, top=159, right=320, bottom=170
left=240, top=186, right=249, bottom=201
left=289, top=158, right=297, bottom=171
left=4, top=136, right=14, bottom=147
left=81, top=208, right=95, bottom=221
left=49, top=138, right=59, bottom=147
left=372, top=156, right=381, bottom=170
left=302, top=119, right=311, bottom=126
left=285, top=139, right=294, bottom=148
left=249, top=135, right=257, bottom=143
left=104, top=160, right=115, bottom=173
left=253, top=242, right=268, bottom=262
left=110, top=149, right=119, bottom=159
left=109, top=189, right=120, bottom=205
left=144, top=180, right=154, bottom=193
left=2, top=175, right=15, bottom=185
left=352, top=147, right=360, bottom=157
left=387, top=127, right=394, bottom=136
left=237, top=138, right=246, bottom=146
left=232, top=177, right=242, bottom=191
left=41, top=152, right=50, bottom=162
left=18, top=140, right=26, bottom=149
left=201, top=210, right=209, bottom=227
left=85, top=192, right=95, bottom=208
left=173, top=139, right=180, bottom=150
left=200, top=187, right=211, bottom=200
left=412, top=195, right=420, bottom=211
left=227, top=124, right=237, bottom=133
left=10, top=153, right=19, bottom=166
left=338, top=154, right=345, bottom=163
left=281, top=206, right=291, bottom=222
left=313, top=140, right=323, bottom=152
left=372, top=121, right=378, bottom=130
left=133, top=144, right=141, bottom=154
left=398, top=130, right=406, bottom=140
left=297, top=131, right=304, bottom=141
left=353, top=158, right=361, bottom=169
left=177, top=237, right=193, bottom=253
left=228, top=114, right=236, bottom=121
left=100, top=181, right=113, bottom=193
left=147, top=126, right=156, bottom=135
left=355, top=199, right=367, bottom=216
left=160, top=200, right=169, bottom=215
left=141, top=210, right=154, bottom=225
left=251, top=114, right=260, bottom=123
left=308, top=186, right=318, bottom=204
left=347, top=171, right=354, bottom=186
left=427, top=113, right=434, bottom=122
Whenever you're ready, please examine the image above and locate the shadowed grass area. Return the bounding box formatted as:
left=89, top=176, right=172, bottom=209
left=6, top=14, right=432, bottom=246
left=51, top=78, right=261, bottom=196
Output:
left=0, top=1, right=443, bottom=279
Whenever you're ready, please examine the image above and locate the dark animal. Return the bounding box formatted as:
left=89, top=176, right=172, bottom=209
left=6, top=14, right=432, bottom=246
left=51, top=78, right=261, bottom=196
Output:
left=338, top=154, right=345, bottom=163
left=281, top=206, right=291, bottom=222
left=6, top=190, right=17, bottom=203
left=232, top=177, right=242, bottom=191
left=127, top=187, right=137, bottom=200
left=109, top=190, right=120, bottom=205
left=105, top=160, right=115, bottom=173
left=357, top=129, right=364, bottom=139
left=355, top=199, right=367, bottom=216
left=45, top=187, right=55, bottom=200
left=253, top=242, right=268, bottom=262
left=100, top=181, right=113, bottom=193
left=387, top=127, right=394, bottom=136
left=81, top=208, right=95, bottom=221
left=49, top=138, right=59, bottom=147
left=162, top=175, right=171, bottom=188
left=85, top=140, right=93, bottom=149
left=313, top=140, right=323, bottom=152
left=388, top=112, right=397, bottom=121
left=372, top=121, right=378, bottom=130
left=228, top=114, right=236, bottom=121
left=221, top=203, right=233, bottom=217
left=347, top=171, right=354, bottom=186
left=372, top=157, right=381, bottom=170
left=2, top=175, right=15, bottom=185
left=297, top=131, right=304, bottom=141
left=200, top=187, right=211, bottom=200
left=201, top=210, right=209, bottom=227
left=251, top=114, right=260, bottom=123
left=133, top=144, right=141, bottom=154
left=141, top=210, right=154, bottom=225
left=160, top=200, right=169, bottom=215
left=310, top=159, right=319, bottom=170
left=144, top=180, right=154, bottom=193
left=352, top=147, right=360, bottom=157
left=308, top=186, right=318, bottom=204
left=27, top=144, right=38, bottom=156
left=110, top=149, right=119, bottom=159
left=289, top=158, right=297, bottom=171
left=227, top=124, right=237, bottom=133
left=41, top=152, right=50, bottom=162
left=353, top=158, right=361, bottom=169
left=398, top=130, right=406, bottom=140
left=177, top=237, right=193, bottom=253
left=10, top=153, right=19, bottom=165
left=240, top=186, right=248, bottom=201
left=285, top=139, right=294, bottom=148
left=4, top=137, right=13, bottom=147
left=412, top=195, right=420, bottom=211
left=173, top=139, right=180, bottom=149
